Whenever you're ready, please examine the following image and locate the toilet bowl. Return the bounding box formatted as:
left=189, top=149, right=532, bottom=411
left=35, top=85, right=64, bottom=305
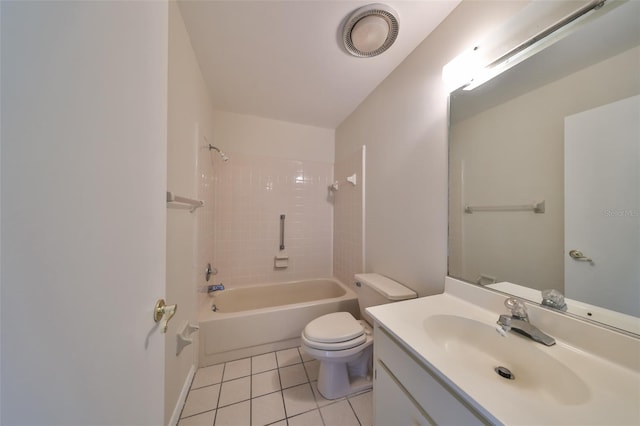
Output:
left=301, top=274, right=416, bottom=400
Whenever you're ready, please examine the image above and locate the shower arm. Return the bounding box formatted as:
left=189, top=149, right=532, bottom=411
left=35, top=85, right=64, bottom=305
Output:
left=208, top=144, right=229, bottom=162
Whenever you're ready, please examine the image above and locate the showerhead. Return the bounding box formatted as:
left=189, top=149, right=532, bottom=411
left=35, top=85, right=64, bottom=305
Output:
left=208, top=144, right=229, bottom=162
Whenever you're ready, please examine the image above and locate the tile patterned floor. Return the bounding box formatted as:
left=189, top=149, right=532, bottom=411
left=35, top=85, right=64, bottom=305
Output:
left=178, top=347, right=373, bottom=426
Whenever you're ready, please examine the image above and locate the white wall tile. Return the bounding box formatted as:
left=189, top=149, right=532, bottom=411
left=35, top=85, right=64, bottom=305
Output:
left=213, top=152, right=333, bottom=287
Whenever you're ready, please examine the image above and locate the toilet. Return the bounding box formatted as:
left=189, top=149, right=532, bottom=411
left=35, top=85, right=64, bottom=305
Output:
left=301, top=273, right=417, bottom=399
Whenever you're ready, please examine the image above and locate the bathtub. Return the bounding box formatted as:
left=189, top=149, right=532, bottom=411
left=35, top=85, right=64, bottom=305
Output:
left=198, top=278, right=359, bottom=366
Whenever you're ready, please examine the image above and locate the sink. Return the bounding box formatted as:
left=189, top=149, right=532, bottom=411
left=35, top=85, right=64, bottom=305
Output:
left=423, top=314, right=591, bottom=405
left=367, top=277, right=640, bottom=425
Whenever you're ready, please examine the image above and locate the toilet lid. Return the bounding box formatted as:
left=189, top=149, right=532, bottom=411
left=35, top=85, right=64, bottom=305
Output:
left=303, top=312, right=364, bottom=343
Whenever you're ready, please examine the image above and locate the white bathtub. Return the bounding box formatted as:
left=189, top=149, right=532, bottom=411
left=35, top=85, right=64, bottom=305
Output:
left=198, top=278, right=359, bottom=366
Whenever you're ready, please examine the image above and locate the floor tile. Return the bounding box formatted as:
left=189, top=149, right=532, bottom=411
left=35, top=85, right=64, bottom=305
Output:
left=282, top=383, right=317, bottom=417
left=298, top=347, right=314, bottom=362
left=310, top=380, right=344, bottom=407
left=303, top=360, right=319, bottom=381
left=320, top=400, right=360, bottom=426
left=349, top=391, right=373, bottom=426
left=223, top=358, right=251, bottom=381
left=251, top=391, right=286, bottom=426
left=252, top=370, right=281, bottom=398
left=182, top=385, right=221, bottom=418
left=279, top=363, right=308, bottom=389
left=276, top=348, right=301, bottom=367
left=214, top=400, right=250, bottom=426
left=252, top=352, right=278, bottom=374
left=181, top=350, right=372, bottom=426
left=192, top=364, right=224, bottom=389
left=287, top=408, right=324, bottom=426
left=178, top=410, right=215, bottom=426
left=218, top=376, right=251, bottom=407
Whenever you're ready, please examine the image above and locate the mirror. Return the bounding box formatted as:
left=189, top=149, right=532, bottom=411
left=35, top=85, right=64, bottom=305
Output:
left=448, top=0, right=640, bottom=334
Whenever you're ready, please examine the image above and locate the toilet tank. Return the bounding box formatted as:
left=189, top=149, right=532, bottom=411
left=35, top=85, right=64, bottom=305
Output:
left=354, top=273, right=417, bottom=324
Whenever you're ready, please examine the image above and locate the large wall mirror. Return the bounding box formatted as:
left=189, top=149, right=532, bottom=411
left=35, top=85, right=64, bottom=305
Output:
left=448, top=0, right=640, bottom=334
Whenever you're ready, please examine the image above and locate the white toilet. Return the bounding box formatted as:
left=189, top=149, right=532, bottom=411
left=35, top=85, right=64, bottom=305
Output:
left=301, top=273, right=417, bottom=399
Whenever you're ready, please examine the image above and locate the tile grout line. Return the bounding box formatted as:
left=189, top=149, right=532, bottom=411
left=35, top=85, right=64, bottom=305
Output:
left=249, top=357, right=253, bottom=426
left=347, top=397, right=363, bottom=426
left=212, top=362, right=226, bottom=426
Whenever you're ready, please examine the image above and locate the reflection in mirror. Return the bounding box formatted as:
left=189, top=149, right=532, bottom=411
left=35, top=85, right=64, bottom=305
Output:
left=448, top=0, right=640, bottom=334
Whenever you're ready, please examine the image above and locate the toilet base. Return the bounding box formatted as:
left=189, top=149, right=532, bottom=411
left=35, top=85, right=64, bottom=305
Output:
left=316, top=345, right=373, bottom=400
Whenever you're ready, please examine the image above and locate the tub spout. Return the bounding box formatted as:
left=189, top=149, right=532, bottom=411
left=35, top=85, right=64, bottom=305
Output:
left=208, top=283, right=224, bottom=294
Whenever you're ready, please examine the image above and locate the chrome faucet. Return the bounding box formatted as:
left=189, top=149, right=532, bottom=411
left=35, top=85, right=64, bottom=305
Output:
left=207, top=283, right=224, bottom=294
left=496, top=297, right=556, bottom=346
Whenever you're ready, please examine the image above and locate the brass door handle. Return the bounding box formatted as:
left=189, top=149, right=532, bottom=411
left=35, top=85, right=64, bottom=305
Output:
left=569, top=249, right=593, bottom=263
left=154, top=299, right=178, bottom=333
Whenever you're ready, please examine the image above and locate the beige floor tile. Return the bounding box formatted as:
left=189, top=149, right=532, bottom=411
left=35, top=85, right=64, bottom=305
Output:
left=252, top=369, right=281, bottom=398
left=276, top=348, right=301, bottom=367
left=298, top=347, right=315, bottom=363
left=214, top=400, right=250, bottom=426
left=178, top=410, right=215, bottom=426
left=282, top=383, right=317, bottom=417
left=252, top=352, right=278, bottom=374
left=192, top=364, right=224, bottom=389
left=279, top=363, right=308, bottom=389
left=320, top=400, right=360, bottom=426
left=182, top=385, right=221, bottom=418
left=287, top=409, right=324, bottom=426
left=303, top=360, right=319, bottom=381
left=349, top=390, right=373, bottom=426
left=218, top=376, right=251, bottom=407
left=223, top=358, right=251, bottom=381
left=251, top=391, right=286, bottom=426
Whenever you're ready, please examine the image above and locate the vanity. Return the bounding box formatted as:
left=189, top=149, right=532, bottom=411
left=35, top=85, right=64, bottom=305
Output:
left=367, top=277, right=640, bottom=425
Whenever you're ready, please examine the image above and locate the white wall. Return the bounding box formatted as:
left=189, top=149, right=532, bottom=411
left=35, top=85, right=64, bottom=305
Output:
left=336, top=1, right=527, bottom=296
left=450, top=46, right=640, bottom=291
left=333, top=146, right=365, bottom=286
left=166, top=1, right=215, bottom=423
left=1, top=1, right=168, bottom=424
left=212, top=110, right=334, bottom=163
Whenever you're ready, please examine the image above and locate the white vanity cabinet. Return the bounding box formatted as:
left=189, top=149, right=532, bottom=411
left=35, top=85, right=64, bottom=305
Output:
left=373, top=324, right=488, bottom=426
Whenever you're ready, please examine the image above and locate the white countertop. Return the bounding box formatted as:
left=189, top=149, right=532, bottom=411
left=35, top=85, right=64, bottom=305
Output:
left=367, top=277, right=640, bottom=426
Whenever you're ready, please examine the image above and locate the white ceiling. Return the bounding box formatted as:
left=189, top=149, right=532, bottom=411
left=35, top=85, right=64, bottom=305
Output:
left=177, top=1, right=461, bottom=129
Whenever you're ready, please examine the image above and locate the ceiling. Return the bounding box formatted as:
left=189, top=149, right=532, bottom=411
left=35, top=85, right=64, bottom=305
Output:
left=177, top=1, right=461, bottom=129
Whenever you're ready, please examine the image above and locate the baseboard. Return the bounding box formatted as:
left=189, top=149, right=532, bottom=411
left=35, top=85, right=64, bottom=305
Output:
left=168, top=364, right=196, bottom=426
left=199, top=337, right=301, bottom=367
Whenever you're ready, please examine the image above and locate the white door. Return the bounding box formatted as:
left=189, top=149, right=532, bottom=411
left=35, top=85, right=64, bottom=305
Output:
left=564, top=95, right=640, bottom=316
left=1, top=1, right=168, bottom=424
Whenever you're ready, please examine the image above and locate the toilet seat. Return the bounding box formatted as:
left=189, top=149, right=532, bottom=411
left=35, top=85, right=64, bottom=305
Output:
left=302, top=312, right=366, bottom=351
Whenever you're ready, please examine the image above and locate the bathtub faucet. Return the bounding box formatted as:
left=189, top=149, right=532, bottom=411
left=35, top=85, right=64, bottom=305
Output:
left=207, top=283, right=224, bottom=294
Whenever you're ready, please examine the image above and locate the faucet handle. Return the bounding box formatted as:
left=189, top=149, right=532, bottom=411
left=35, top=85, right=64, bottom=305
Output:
left=541, top=289, right=567, bottom=311
left=496, top=314, right=512, bottom=337
left=504, top=297, right=528, bottom=320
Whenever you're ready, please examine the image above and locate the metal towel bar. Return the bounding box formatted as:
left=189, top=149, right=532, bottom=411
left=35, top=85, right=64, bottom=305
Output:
left=464, top=200, right=545, bottom=214
left=279, top=214, right=285, bottom=250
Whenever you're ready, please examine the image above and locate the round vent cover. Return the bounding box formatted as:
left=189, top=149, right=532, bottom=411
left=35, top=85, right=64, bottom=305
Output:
left=343, top=4, right=399, bottom=58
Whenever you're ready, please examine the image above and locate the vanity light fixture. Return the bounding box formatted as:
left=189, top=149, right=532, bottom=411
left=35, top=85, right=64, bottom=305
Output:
left=343, top=3, right=399, bottom=58
left=444, top=0, right=609, bottom=92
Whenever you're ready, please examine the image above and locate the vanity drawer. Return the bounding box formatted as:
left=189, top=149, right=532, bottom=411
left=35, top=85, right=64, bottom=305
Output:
left=375, top=326, right=488, bottom=425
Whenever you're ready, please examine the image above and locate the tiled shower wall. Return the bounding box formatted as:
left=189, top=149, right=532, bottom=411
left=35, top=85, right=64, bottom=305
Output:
left=333, top=147, right=364, bottom=286
left=212, top=152, right=334, bottom=287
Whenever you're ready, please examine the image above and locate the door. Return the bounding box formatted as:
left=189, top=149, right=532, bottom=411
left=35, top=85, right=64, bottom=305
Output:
left=1, top=1, right=168, bottom=424
left=564, top=95, right=640, bottom=316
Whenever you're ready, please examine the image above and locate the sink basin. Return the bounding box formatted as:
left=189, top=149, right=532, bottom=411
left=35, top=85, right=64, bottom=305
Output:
left=367, top=278, right=640, bottom=425
left=423, top=314, right=591, bottom=405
